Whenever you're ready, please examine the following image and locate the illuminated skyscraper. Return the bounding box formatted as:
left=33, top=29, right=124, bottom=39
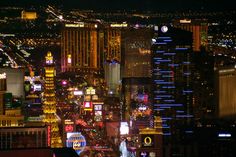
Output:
left=120, top=27, right=153, bottom=123
left=216, top=66, right=236, bottom=118
left=151, top=26, right=193, bottom=141
left=43, top=52, right=62, bottom=148
left=173, top=19, right=208, bottom=52
left=105, top=24, right=123, bottom=62
left=103, top=23, right=127, bottom=95
left=121, top=27, right=153, bottom=78
left=61, top=23, right=101, bottom=73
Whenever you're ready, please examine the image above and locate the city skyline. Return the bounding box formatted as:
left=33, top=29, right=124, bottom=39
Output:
left=0, top=1, right=236, bottom=156
left=1, top=0, right=235, bottom=11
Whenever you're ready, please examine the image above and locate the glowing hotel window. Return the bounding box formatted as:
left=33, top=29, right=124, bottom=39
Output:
left=67, top=54, right=72, bottom=64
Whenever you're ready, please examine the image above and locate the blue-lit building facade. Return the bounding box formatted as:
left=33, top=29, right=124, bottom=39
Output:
left=151, top=26, right=194, bottom=149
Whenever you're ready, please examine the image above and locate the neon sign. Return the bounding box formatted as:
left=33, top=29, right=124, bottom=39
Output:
left=66, top=132, right=86, bottom=155
left=84, top=101, right=93, bottom=111
left=47, top=125, right=51, bottom=146
left=142, top=135, right=154, bottom=147
left=144, top=136, right=152, bottom=146
left=65, top=125, right=74, bottom=132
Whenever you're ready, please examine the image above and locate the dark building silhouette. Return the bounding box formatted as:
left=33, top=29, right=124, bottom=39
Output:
left=151, top=25, right=194, bottom=156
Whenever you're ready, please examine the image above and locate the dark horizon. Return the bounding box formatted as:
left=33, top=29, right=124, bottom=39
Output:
left=1, top=0, right=236, bottom=12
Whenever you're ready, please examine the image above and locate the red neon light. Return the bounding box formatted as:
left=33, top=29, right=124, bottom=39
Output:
left=75, top=119, right=87, bottom=126
left=143, top=95, right=148, bottom=103
left=47, top=125, right=51, bottom=146
left=65, top=125, right=74, bottom=132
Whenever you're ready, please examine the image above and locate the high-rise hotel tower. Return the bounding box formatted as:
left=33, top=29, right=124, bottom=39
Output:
left=173, top=19, right=208, bottom=52
left=151, top=26, right=193, bottom=141
left=61, top=23, right=102, bottom=73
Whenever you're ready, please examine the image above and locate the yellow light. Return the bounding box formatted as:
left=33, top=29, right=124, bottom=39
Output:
left=110, top=23, right=128, bottom=27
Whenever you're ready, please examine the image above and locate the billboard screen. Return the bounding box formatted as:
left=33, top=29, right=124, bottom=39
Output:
left=66, top=132, right=86, bottom=155
left=83, top=101, right=92, bottom=111
left=24, top=76, right=42, bottom=99
left=120, top=122, right=129, bottom=135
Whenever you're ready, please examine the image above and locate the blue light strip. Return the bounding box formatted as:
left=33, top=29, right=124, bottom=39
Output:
left=160, top=106, right=171, bottom=109
left=156, top=50, right=164, bottom=53
left=163, top=133, right=171, bottom=136
left=154, top=108, right=164, bottom=111
left=183, top=72, right=191, bottom=76
left=164, top=53, right=176, bottom=55
left=162, top=117, right=172, bottom=120
left=162, top=126, right=171, bottom=128
left=175, top=48, right=188, bottom=50
left=168, top=64, right=179, bottom=66
left=163, top=39, right=173, bottom=42
left=162, top=86, right=175, bottom=89
left=154, top=98, right=162, bottom=100
left=183, top=90, right=193, bottom=93
left=164, top=100, right=175, bottom=102
left=156, top=42, right=167, bottom=45
left=154, top=104, right=183, bottom=107
left=154, top=90, right=167, bottom=93
left=157, top=59, right=171, bottom=62
left=155, top=82, right=174, bottom=85
left=154, top=79, right=164, bottom=82
left=176, top=115, right=193, bottom=118
left=183, top=61, right=190, bottom=64
left=155, top=95, right=172, bottom=98
left=162, top=75, right=173, bottom=78
left=185, top=130, right=193, bottom=133
left=159, top=70, right=172, bottom=73
left=158, top=37, right=171, bottom=39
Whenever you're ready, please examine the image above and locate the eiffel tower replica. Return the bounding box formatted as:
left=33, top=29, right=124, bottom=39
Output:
left=43, top=51, right=62, bottom=148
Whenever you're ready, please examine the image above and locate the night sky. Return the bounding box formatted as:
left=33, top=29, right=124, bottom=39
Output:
left=1, top=0, right=235, bottom=11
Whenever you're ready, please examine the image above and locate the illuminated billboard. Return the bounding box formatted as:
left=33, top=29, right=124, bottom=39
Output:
left=93, top=102, right=103, bottom=121
left=24, top=76, right=42, bottom=100
left=94, top=104, right=102, bottom=111
left=66, top=132, right=86, bottom=155
left=83, top=101, right=93, bottom=111
left=73, top=90, right=83, bottom=96
left=94, top=111, right=102, bottom=121
left=64, top=119, right=75, bottom=132
left=120, top=122, right=129, bottom=135
left=85, top=87, right=96, bottom=95
left=33, top=84, right=42, bottom=91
